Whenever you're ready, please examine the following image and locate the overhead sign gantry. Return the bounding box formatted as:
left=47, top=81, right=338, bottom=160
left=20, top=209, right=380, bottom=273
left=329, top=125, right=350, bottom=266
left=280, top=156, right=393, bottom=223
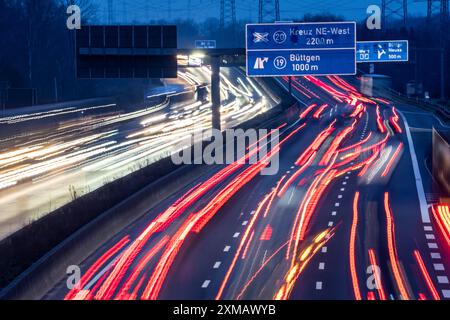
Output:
left=356, top=40, right=409, bottom=63
left=245, top=22, right=357, bottom=77
left=76, top=25, right=178, bottom=78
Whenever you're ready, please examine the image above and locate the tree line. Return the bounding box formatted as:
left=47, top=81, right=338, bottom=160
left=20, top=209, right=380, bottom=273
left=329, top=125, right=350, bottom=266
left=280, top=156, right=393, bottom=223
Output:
left=0, top=2, right=448, bottom=105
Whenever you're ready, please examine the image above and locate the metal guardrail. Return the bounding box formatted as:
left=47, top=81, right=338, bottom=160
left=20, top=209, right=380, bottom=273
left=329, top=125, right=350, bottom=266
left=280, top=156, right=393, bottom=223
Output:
left=357, top=67, right=449, bottom=121
left=384, top=86, right=450, bottom=120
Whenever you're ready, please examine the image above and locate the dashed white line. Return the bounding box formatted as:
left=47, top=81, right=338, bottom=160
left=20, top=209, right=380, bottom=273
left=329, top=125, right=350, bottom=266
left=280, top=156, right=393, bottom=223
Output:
left=334, top=203, right=340, bottom=207
left=338, top=195, right=343, bottom=199
left=233, top=232, right=240, bottom=238
left=425, top=234, right=435, bottom=240
left=340, top=188, right=345, bottom=191
left=437, top=276, right=449, bottom=284
left=223, top=245, right=231, bottom=252
left=213, top=261, right=221, bottom=269
left=431, top=252, right=441, bottom=259
left=201, top=280, right=211, bottom=288
left=331, top=211, right=337, bottom=216
left=318, top=262, right=325, bottom=270
left=321, top=246, right=328, bottom=253
left=242, top=220, right=248, bottom=226
left=424, top=226, right=433, bottom=231
left=250, top=210, right=255, bottom=215
left=442, top=290, right=450, bottom=298
left=433, top=263, right=445, bottom=271
left=343, top=181, right=347, bottom=185
left=328, top=221, right=334, bottom=227
left=315, top=282, right=323, bottom=290
left=428, top=243, right=438, bottom=249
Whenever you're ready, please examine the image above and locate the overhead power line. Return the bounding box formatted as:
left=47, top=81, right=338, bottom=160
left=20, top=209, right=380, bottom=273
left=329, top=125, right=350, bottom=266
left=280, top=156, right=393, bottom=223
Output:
left=258, top=0, right=280, bottom=23
left=220, top=0, right=236, bottom=28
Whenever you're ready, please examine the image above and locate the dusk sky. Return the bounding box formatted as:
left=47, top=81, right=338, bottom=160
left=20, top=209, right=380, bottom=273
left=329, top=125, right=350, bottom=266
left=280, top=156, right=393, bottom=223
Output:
left=93, top=0, right=428, bottom=24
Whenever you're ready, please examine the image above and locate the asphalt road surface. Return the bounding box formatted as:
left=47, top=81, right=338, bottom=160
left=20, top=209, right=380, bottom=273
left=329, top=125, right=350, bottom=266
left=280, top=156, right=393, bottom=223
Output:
left=12, top=74, right=450, bottom=300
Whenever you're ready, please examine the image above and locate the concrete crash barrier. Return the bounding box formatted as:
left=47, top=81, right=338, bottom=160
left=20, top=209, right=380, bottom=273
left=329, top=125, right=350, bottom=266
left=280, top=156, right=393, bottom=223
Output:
left=433, top=128, right=450, bottom=200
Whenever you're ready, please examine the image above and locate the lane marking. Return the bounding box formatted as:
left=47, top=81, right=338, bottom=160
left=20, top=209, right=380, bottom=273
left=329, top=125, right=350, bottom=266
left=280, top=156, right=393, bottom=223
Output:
left=425, top=234, right=435, bottom=240
left=431, top=252, right=441, bottom=259
left=316, top=282, right=323, bottom=290
left=223, top=245, right=231, bottom=252
left=433, top=263, right=445, bottom=271
left=424, top=226, right=433, bottom=231
left=201, top=280, right=211, bottom=288
left=262, top=249, right=268, bottom=265
left=428, top=243, right=438, bottom=249
left=321, top=246, right=328, bottom=253
left=328, top=221, right=334, bottom=227
left=443, top=290, right=450, bottom=298
left=331, top=211, right=337, bottom=216
left=338, top=195, right=343, bottom=199
left=233, top=232, right=240, bottom=238
left=397, top=110, right=430, bottom=223
left=340, top=188, right=345, bottom=191
left=242, top=220, right=248, bottom=226
left=343, top=181, right=347, bottom=185
left=335, top=203, right=340, bottom=207
left=437, top=276, right=449, bottom=284
left=318, top=262, right=325, bottom=270
left=288, top=188, right=295, bottom=205
left=213, top=261, right=221, bottom=269
left=85, top=256, right=119, bottom=290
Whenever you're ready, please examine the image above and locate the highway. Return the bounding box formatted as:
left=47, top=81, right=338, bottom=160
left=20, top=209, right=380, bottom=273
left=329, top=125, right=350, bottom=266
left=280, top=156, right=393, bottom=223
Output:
left=0, top=67, right=277, bottom=240
left=37, top=74, right=450, bottom=300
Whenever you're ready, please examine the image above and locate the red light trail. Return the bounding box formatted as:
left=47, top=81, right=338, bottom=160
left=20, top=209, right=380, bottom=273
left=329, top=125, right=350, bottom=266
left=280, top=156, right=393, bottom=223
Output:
left=350, top=192, right=362, bottom=300
left=413, top=249, right=440, bottom=300
left=368, top=248, right=387, bottom=300
left=384, top=192, right=410, bottom=300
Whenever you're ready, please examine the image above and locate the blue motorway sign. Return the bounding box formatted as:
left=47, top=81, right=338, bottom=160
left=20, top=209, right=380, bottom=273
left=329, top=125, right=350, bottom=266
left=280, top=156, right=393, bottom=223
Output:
left=356, top=40, right=409, bottom=63
left=246, top=22, right=356, bottom=77
left=195, top=40, right=216, bottom=49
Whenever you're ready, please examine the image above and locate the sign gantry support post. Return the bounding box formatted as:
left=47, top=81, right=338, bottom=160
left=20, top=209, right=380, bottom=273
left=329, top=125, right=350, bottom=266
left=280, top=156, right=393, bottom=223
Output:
left=211, top=56, right=221, bottom=131
left=176, top=48, right=245, bottom=132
